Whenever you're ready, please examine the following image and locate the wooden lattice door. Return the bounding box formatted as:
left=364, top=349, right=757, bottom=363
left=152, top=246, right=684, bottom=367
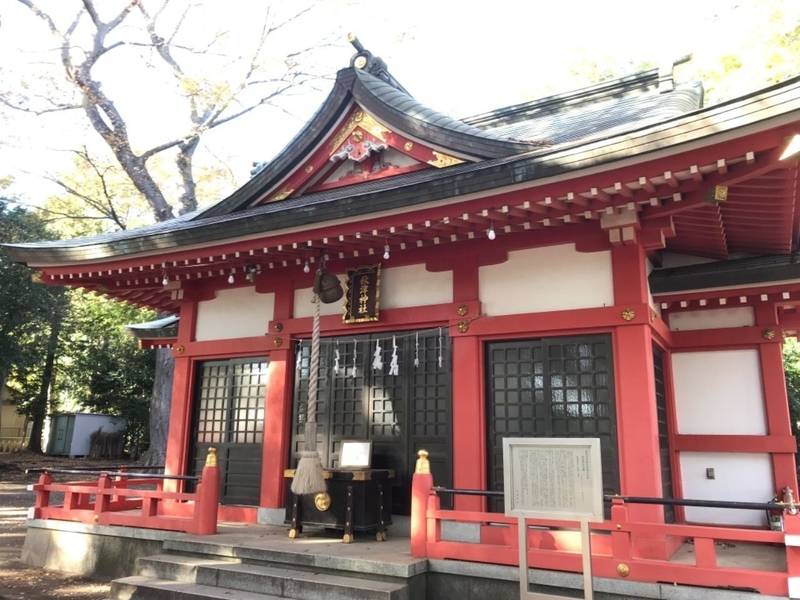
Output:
left=189, top=358, right=268, bottom=505
left=486, top=335, right=619, bottom=513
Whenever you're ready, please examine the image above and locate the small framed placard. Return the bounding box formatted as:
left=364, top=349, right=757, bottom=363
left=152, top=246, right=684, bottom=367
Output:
left=343, top=265, right=380, bottom=324
left=339, top=440, right=372, bottom=468
left=502, top=437, right=604, bottom=522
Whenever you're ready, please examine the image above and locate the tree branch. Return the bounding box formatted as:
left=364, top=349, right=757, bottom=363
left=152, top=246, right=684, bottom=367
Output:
left=0, top=95, right=81, bottom=115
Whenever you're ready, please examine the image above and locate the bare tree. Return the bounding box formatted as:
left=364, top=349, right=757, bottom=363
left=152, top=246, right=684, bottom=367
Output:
left=7, top=0, right=330, bottom=462
left=11, top=0, right=324, bottom=219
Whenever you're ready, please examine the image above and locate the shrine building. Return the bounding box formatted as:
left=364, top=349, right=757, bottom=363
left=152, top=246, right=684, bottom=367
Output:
left=7, top=40, right=800, bottom=597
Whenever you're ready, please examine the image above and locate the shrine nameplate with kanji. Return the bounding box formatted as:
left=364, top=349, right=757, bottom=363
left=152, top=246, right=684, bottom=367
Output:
left=344, top=265, right=380, bottom=324
left=502, top=437, right=604, bottom=522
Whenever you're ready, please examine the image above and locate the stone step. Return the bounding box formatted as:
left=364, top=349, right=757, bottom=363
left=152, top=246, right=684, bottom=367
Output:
left=136, top=553, right=241, bottom=582
left=196, top=562, right=410, bottom=600
left=162, top=538, right=425, bottom=579
left=110, top=575, right=284, bottom=600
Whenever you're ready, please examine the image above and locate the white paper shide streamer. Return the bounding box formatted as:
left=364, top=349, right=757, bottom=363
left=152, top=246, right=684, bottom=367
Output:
left=372, top=338, right=383, bottom=371
left=389, top=335, right=399, bottom=376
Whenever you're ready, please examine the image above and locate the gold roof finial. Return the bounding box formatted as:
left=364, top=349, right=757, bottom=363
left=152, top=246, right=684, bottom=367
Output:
left=347, top=32, right=365, bottom=53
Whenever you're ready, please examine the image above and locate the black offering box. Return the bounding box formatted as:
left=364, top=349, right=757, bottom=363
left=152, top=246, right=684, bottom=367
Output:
left=283, top=441, right=393, bottom=542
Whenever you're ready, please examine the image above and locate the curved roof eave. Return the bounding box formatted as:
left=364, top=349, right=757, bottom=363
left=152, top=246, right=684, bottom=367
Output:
left=5, top=74, right=800, bottom=267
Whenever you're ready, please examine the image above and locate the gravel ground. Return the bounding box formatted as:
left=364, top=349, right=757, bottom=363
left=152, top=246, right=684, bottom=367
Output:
left=0, top=452, right=136, bottom=600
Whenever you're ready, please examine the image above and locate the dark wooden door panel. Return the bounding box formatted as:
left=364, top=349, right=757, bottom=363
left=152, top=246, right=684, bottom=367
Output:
left=291, top=329, right=452, bottom=514
left=189, top=358, right=267, bottom=506
left=486, top=335, right=619, bottom=513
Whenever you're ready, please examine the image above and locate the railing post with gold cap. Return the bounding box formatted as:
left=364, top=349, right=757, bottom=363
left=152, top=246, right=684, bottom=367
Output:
left=194, top=447, right=220, bottom=535
left=411, top=449, right=434, bottom=557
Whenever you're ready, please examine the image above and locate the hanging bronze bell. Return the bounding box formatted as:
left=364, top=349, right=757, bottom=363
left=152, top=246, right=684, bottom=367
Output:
left=314, top=268, right=344, bottom=304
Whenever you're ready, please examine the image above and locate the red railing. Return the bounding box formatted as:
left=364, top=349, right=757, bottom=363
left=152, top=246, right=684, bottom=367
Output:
left=410, top=457, right=800, bottom=597
left=30, top=449, right=220, bottom=535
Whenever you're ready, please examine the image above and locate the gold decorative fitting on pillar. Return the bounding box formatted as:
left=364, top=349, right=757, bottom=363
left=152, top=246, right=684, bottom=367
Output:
left=456, top=304, right=469, bottom=317
left=174, top=344, right=186, bottom=355
left=205, top=447, right=218, bottom=467
left=404, top=141, right=414, bottom=151
left=415, top=449, right=430, bottom=474
left=620, top=309, right=636, bottom=321
left=304, top=165, right=314, bottom=174
left=314, top=492, right=332, bottom=512
left=273, top=322, right=284, bottom=332
left=616, top=563, right=630, bottom=577
left=457, top=320, right=470, bottom=333
left=762, top=328, right=777, bottom=340
left=273, top=336, right=283, bottom=347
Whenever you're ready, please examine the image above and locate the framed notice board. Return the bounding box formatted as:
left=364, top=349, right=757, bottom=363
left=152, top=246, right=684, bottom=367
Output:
left=502, top=437, right=604, bottom=522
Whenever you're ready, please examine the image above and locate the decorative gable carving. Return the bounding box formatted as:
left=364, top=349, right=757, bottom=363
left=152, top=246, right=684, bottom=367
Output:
left=264, top=106, right=465, bottom=202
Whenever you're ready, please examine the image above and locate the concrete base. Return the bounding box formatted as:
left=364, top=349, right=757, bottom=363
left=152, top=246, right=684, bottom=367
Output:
left=22, top=520, right=789, bottom=600
left=23, top=519, right=185, bottom=580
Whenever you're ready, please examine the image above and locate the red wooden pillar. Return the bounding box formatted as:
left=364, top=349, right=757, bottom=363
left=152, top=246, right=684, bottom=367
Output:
left=611, top=243, right=666, bottom=556
left=755, top=303, right=798, bottom=496
left=451, top=258, right=485, bottom=510
left=260, top=279, right=295, bottom=509
left=164, top=293, right=198, bottom=490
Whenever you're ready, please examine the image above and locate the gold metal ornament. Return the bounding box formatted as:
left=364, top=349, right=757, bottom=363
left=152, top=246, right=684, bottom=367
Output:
left=304, top=165, right=314, bottom=174
left=456, top=304, right=469, bottom=317
left=353, top=56, right=368, bottom=69
left=428, top=151, right=464, bottom=168
left=314, top=492, right=331, bottom=512
left=620, top=309, right=636, bottom=321
left=403, top=141, right=414, bottom=151
left=205, top=447, right=217, bottom=468
left=273, top=336, right=283, bottom=347
left=288, top=528, right=298, bottom=539
left=762, top=328, right=777, bottom=340
left=174, top=344, right=186, bottom=355
left=616, top=563, right=630, bottom=577
left=457, top=320, right=470, bottom=333
left=415, top=449, right=431, bottom=474
left=273, top=322, right=284, bottom=332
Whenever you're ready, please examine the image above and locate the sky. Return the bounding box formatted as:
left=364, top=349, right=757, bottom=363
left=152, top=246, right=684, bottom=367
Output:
left=1, top=0, right=799, bottom=216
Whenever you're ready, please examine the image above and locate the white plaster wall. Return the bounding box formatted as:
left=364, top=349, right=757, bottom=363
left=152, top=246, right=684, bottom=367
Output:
left=195, top=286, right=275, bottom=341
left=679, top=452, right=773, bottom=526
left=478, top=244, right=613, bottom=316
left=669, top=307, right=755, bottom=331
left=69, top=414, right=126, bottom=457
left=381, top=264, right=452, bottom=309
left=293, top=265, right=452, bottom=318
left=672, top=349, right=767, bottom=435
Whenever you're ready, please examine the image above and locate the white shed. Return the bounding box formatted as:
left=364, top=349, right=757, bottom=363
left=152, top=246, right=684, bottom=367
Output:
left=46, top=413, right=126, bottom=457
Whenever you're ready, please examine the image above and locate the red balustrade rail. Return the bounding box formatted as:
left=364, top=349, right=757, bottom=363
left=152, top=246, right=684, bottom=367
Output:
left=410, top=455, right=800, bottom=597
left=30, top=449, right=220, bottom=535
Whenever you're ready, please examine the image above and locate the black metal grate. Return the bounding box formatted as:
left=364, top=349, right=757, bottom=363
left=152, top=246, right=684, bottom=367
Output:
left=486, top=335, right=619, bottom=513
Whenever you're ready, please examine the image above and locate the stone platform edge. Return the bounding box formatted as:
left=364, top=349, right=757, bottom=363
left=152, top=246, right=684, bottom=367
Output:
left=21, top=521, right=789, bottom=600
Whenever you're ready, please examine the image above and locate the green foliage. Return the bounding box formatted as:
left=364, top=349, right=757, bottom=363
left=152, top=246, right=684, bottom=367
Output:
left=56, top=290, right=156, bottom=455
left=0, top=200, right=64, bottom=392
left=0, top=200, right=157, bottom=454
left=783, top=338, right=800, bottom=436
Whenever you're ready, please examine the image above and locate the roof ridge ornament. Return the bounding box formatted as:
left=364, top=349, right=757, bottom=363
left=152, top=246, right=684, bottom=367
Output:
left=347, top=33, right=409, bottom=94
